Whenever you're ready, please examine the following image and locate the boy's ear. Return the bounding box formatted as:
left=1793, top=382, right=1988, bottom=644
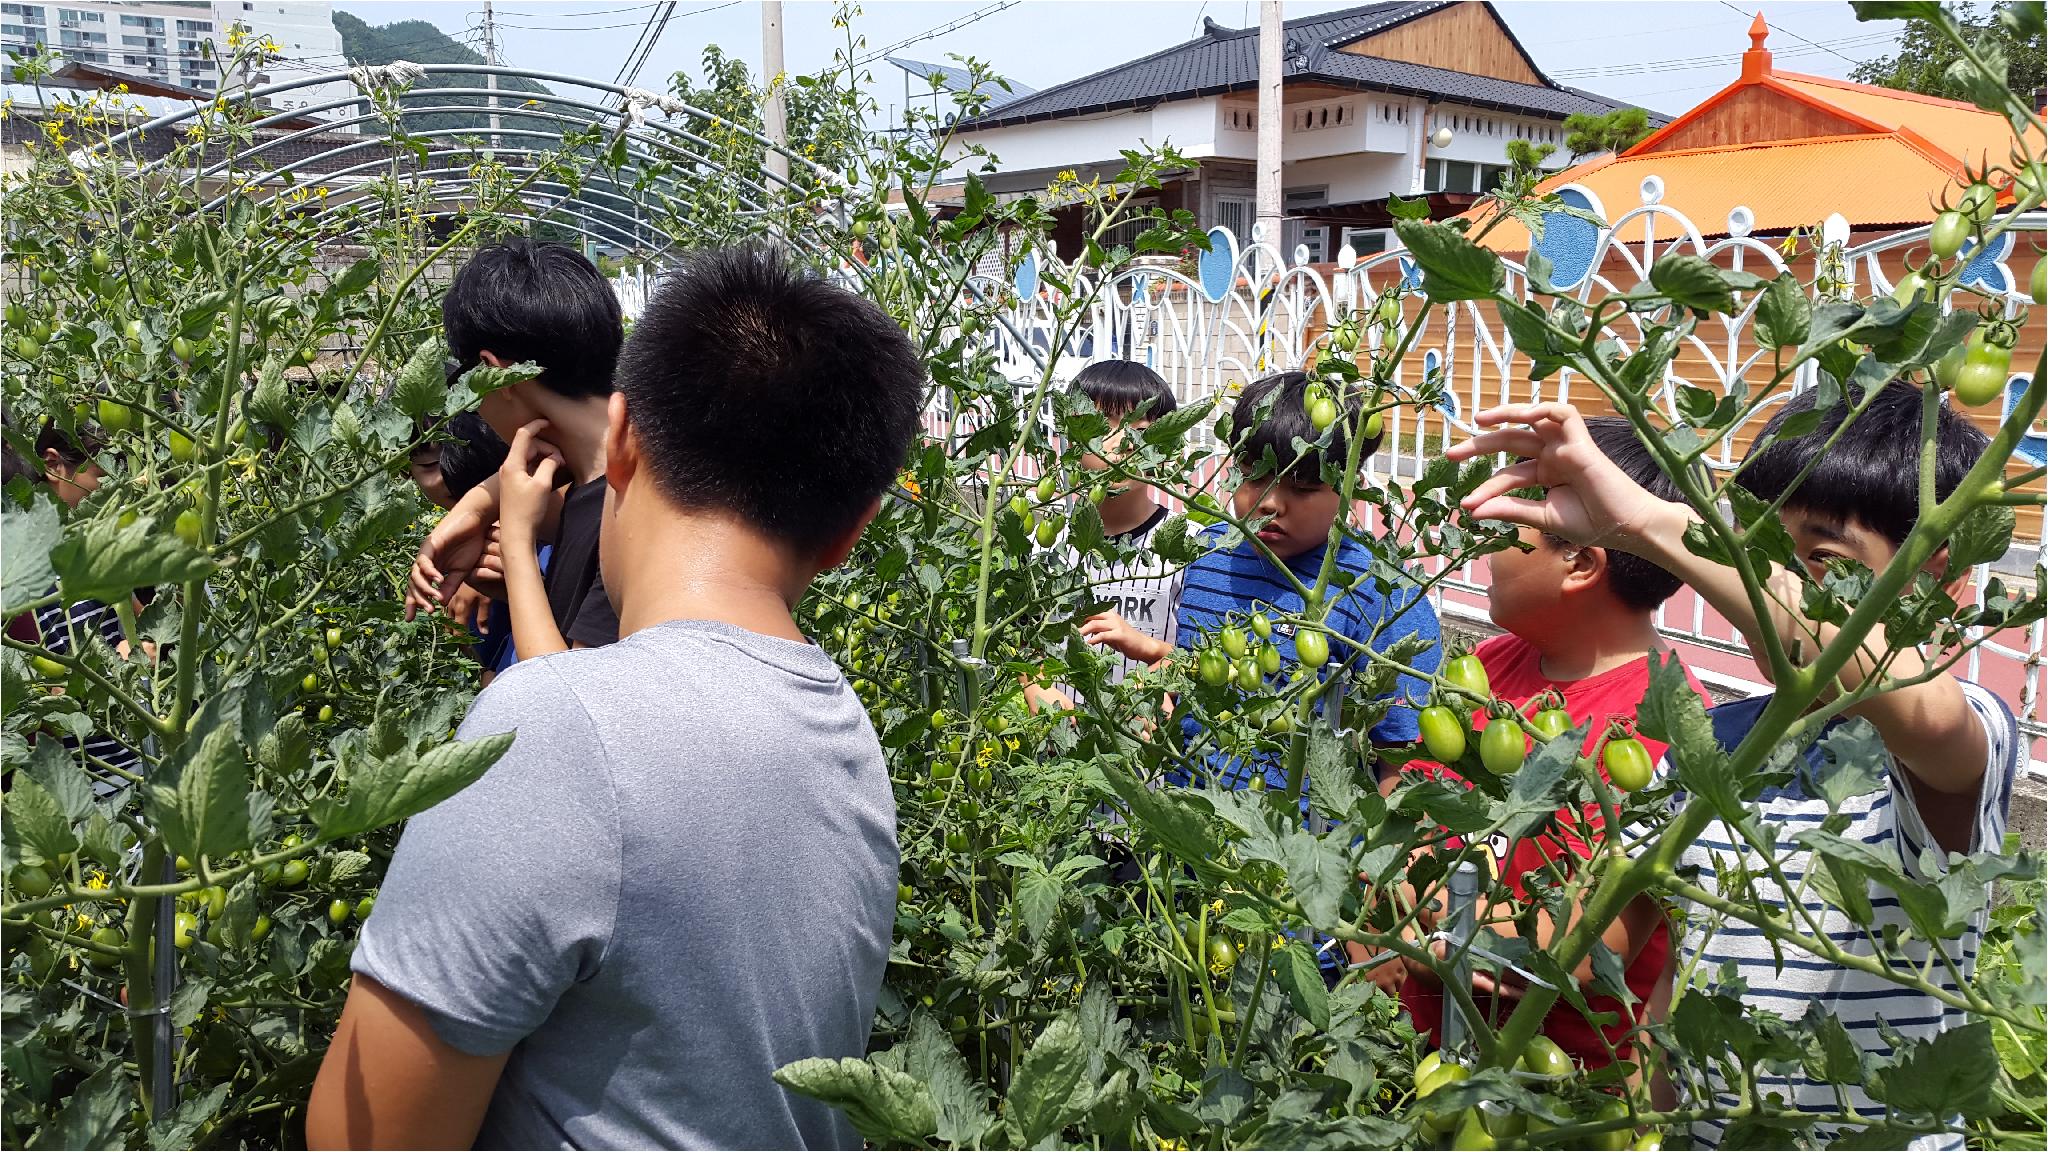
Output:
left=478, top=350, right=506, bottom=368
left=1927, top=544, right=1973, bottom=604
left=814, top=496, right=884, bottom=572
left=1563, top=544, right=1605, bottom=593
left=602, top=391, right=635, bottom=494
left=38, top=446, right=63, bottom=475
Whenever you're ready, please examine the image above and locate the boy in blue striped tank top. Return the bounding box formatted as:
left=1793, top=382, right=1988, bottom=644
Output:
left=1172, top=371, right=1443, bottom=794
left=1450, top=384, right=2019, bottom=1151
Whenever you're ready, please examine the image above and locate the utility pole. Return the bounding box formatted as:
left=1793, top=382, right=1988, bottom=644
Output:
left=1255, top=0, right=1284, bottom=254
left=762, top=0, right=788, bottom=190
left=482, top=0, right=500, bottom=154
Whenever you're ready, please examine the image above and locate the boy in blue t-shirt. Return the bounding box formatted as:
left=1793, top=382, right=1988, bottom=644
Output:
left=1449, top=384, right=2019, bottom=1150
left=1172, top=370, right=1442, bottom=792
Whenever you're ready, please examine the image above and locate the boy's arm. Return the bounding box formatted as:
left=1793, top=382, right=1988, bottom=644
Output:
left=1079, top=611, right=1174, bottom=665
left=497, top=422, right=571, bottom=659
left=1450, top=404, right=1988, bottom=840
left=307, top=974, right=508, bottom=1150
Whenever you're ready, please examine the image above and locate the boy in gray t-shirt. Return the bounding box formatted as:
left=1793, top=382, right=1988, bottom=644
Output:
left=308, top=245, right=926, bottom=1150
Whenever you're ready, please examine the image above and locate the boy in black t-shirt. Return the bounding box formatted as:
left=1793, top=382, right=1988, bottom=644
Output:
left=405, top=240, right=625, bottom=653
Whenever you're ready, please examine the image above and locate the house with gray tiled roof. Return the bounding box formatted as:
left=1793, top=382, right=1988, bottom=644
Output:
left=946, top=1, right=1658, bottom=262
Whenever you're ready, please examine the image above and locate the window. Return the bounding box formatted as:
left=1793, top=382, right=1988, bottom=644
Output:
left=1342, top=227, right=1391, bottom=257
left=176, top=19, right=210, bottom=33
left=1294, top=224, right=1327, bottom=264
left=1424, top=159, right=1479, bottom=194
left=1481, top=164, right=1510, bottom=192
left=1215, top=195, right=1254, bottom=247
left=1283, top=185, right=1329, bottom=211
left=3, top=5, right=48, bottom=21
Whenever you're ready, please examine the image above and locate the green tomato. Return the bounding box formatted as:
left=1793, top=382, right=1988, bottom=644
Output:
left=277, top=859, right=309, bottom=888
left=97, top=398, right=135, bottom=432
left=1443, top=653, right=1490, bottom=700
left=1088, top=483, right=1106, bottom=505
left=897, top=883, right=913, bottom=904
left=1417, top=1061, right=1471, bottom=1137
left=1955, top=331, right=2014, bottom=407
left=1249, top=612, right=1272, bottom=639
left=173, top=911, right=199, bottom=949
left=1362, top=407, right=1384, bottom=442
left=1520, top=1035, right=1574, bottom=1078
left=167, top=429, right=196, bottom=462
left=1418, top=705, right=1467, bottom=764
left=1220, top=626, right=1248, bottom=659
left=301, top=672, right=320, bottom=694
left=175, top=509, right=203, bottom=547
left=1207, top=937, right=1238, bottom=972
left=14, top=334, right=40, bottom=360
left=249, top=914, right=272, bottom=943
left=1198, top=649, right=1230, bottom=687
left=31, top=655, right=67, bottom=679
left=90, top=248, right=110, bottom=274
left=1634, top=1134, right=1664, bottom=1152
left=1294, top=629, right=1329, bottom=669
left=1308, top=396, right=1337, bottom=430
left=1603, top=736, right=1654, bottom=792
left=36, top=267, right=56, bottom=287
left=317, top=704, right=334, bottom=724
left=1531, top=707, right=1574, bottom=742
left=945, top=829, right=970, bottom=854
left=1479, top=717, right=1527, bottom=776
left=328, top=898, right=351, bottom=926
left=88, top=926, right=126, bottom=966
left=1590, top=1097, right=1633, bottom=1151
left=2033, top=258, right=2046, bottom=306
left=1008, top=494, right=1030, bottom=520
left=170, top=335, right=195, bottom=361
left=2014, top=161, right=2047, bottom=209
left=1256, top=642, right=1282, bottom=677
left=1452, top=1108, right=1497, bottom=1151
left=1233, top=657, right=1262, bottom=693
left=1889, top=270, right=1926, bottom=306
left=1932, top=343, right=1967, bottom=393
left=203, top=885, right=226, bottom=920
left=1034, top=474, right=1056, bottom=503
left=1928, top=210, right=1969, bottom=260
left=1034, top=519, right=1059, bottom=548
left=1958, top=180, right=1997, bottom=224
left=11, top=864, right=55, bottom=899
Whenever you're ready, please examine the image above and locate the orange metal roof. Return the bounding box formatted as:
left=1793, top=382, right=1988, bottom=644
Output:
left=1771, top=72, right=2027, bottom=165
left=1477, top=132, right=1970, bottom=250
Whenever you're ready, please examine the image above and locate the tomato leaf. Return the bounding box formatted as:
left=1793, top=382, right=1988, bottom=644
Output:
left=1271, top=941, right=1331, bottom=1029
left=389, top=337, right=446, bottom=419
left=23, top=1061, right=130, bottom=1152
left=1393, top=219, right=1504, bottom=302
left=1635, top=652, right=1738, bottom=818
left=772, top=1058, right=935, bottom=1146
left=1495, top=734, right=1576, bottom=843
left=1279, top=829, right=1353, bottom=932
left=1, top=497, right=61, bottom=616
left=1015, top=867, right=1064, bottom=941
left=1874, top=1020, right=2000, bottom=1120
left=1753, top=273, right=1810, bottom=349
left=2, top=771, right=78, bottom=868
left=1003, top=1012, right=1093, bottom=1146
left=1648, top=254, right=1759, bottom=315
left=147, top=702, right=253, bottom=865
left=51, top=515, right=214, bottom=607
left=888, top=1014, right=989, bottom=1145
left=1304, top=724, right=1361, bottom=822
left=1141, top=395, right=1215, bottom=449
left=23, top=735, right=93, bottom=823
left=1946, top=502, right=2015, bottom=579
left=309, top=731, right=514, bottom=840
left=1093, top=759, right=1221, bottom=869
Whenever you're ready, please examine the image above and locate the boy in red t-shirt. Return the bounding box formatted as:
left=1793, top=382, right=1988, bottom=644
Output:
left=1390, top=417, right=1710, bottom=1072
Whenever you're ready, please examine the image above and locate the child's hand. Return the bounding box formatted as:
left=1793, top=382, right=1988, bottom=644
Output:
left=499, top=420, right=566, bottom=548
left=1447, top=403, right=1683, bottom=552
left=1079, top=612, right=1171, bottom=664
left=406, top=505, right=486, bottom=618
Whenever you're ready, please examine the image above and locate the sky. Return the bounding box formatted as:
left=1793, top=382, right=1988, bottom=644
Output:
left=328, top=0, right=1903, bottom=121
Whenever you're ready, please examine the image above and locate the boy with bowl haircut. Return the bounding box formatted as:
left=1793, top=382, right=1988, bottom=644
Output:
left=1448, top=383, right=2019, bottom=1148
left=1171, top=370, right=1443, bottom=790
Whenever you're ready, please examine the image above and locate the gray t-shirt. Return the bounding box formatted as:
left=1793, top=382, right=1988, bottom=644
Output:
left=353, top=619, right=898, bottom=1150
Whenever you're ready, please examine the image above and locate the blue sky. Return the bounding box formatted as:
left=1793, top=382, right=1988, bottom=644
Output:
left=330, top=0, right=1902, bottom=121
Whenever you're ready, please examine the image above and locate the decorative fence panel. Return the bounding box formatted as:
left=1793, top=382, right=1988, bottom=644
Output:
left=976, top=193, right=2047, bottom=767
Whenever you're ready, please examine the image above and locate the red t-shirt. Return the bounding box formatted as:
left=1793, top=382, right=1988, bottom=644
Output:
left=1396, top=633, right=1710, bottom=1068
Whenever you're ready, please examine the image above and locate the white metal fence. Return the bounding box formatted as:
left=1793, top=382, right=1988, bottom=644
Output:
left=968, top=189, right=2047, bottom=768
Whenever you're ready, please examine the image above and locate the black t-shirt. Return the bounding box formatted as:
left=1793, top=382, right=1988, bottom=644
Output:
left=545, top=479, right=620, bottom=648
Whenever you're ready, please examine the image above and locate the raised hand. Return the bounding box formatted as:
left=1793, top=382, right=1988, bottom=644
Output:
left=1445, top=402, right=1680, bottom=552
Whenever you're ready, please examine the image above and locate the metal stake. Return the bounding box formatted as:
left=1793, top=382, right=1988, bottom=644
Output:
left=1437, top=859, right=1481, bottom=1059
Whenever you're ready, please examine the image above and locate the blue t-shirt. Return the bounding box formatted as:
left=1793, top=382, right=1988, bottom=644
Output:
left=1171, top=524, right=1442, bottom=791
left=475, top=545, right=551, bottom=674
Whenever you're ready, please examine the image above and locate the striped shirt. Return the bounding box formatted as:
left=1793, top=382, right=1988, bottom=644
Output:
left=1171, top=524, right=1442, bottom=791
left=1078, top=504, right=1184, bottom=686
left=1667, top=682, right=2019, bottom=1150
left=33, top=596, right=142, bottom=790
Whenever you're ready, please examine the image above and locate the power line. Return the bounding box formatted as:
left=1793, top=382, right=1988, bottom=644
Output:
left=499, top=3, right=660, bottom=16
left=1549, top=30, right=1895, bottom=78
left=853, top=1, right=1018, bottom=68
left=1721, top=0, right=1879, bottom=68
left=609, top=0, right=677, bottom=102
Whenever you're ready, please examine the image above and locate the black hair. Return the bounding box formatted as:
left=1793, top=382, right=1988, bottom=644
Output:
left=1074, top=359, right=1177, bottom=421
left=35, top=420, right=103, bottom=469
left=442, top=239, right=623, bottom=399
left=1737, top=379, right=1989, bottom=547
left=1229, top=370, right=1382, bottom=485
left=1545, top=417, right=1686, bottom=612
left=614, top=244, right=924, bottom=554
left=435, top=413, right=511, bottom=502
